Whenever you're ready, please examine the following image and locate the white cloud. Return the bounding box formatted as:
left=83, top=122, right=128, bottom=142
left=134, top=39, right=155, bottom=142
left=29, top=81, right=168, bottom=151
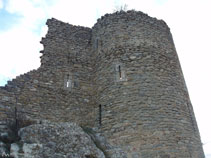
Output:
left=5, top=0, right=49, bottom=30
left=47, top=0, right=96, bottom=27
left=0, top=0, right=3, bottom=9
left=204, top=142, right=211, bottom=158
left=46, top=0, right=122, bottom=27
left=0, top=0, right=50, bottom=82
left=0, top=24, right=41, bottom=79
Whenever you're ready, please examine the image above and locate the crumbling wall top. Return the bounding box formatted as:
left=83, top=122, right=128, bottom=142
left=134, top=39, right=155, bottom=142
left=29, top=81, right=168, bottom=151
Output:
left=93, top=10, right=169, bottom=31
left=40, top=18, right=92, bottom=48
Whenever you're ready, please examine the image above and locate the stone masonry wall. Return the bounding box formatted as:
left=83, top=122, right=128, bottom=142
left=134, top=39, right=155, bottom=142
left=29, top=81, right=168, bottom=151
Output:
left=92, top=11, right=204, bottom=158
left=0, top=18, right=95, bottom=128
left=0, top=10, right=205, bottom=158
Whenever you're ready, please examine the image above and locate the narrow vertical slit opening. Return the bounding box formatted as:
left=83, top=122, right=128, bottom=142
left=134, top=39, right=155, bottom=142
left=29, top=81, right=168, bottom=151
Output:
left=96, top=39, right=98, bottom=50
left=67, top=54, right=71, bottom=64
left=99, top=104, right=102, bottom=126
left=67, top=74, right=69, bottom=88
left=66, top=74, right=72, bottom=89
left=118, top=65, right=122, bottom=79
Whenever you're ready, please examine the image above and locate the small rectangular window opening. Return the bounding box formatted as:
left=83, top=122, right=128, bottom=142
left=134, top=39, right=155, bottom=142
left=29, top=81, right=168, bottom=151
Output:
left=66, top=80, right=71, bottom=88
left=65, top=74, right=73, bottom=90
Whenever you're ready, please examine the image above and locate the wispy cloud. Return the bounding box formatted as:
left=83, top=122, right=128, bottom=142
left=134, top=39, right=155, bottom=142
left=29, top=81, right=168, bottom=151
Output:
left=0, top=0, right=3, bottom=9
left=0, top=0, right=49, bottom=85
left=0, top=10, right=22, bottom=31
left=0, top=23, right=42, bottom=80
left=5, top=0, right=50, bottom=31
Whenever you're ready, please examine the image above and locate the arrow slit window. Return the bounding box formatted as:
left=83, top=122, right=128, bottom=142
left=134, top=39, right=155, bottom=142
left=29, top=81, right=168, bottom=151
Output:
left=99, top=104, right=102, bottom=126
left=115, top=63, right=127, bottom=82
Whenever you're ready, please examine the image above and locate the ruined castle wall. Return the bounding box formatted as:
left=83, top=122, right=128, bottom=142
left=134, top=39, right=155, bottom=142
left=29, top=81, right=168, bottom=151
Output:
left=92, top=11, right=204, bottom=158
left=0, top=18, right=95, bottom=127
left=0, top=87, right=15, bottom=131
left=38, top=18, right=95, bottom=126
left=0, top=11, right=204, bottom=158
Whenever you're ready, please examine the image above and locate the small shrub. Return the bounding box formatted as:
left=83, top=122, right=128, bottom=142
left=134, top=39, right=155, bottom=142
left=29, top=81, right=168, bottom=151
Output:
left=113, top=4, right=128, bottom=12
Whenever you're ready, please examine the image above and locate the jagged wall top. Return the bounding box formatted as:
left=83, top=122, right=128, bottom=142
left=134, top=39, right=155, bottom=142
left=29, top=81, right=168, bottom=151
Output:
left=42, top=10, right=170, bottom=47
left=40, top=18, right=92, bottom=68
left=44, top=18, right=91, bottom=44
left=91, top=10, right=174, bottom=58
left=40, top=18, right=91, bottom=53
left=93, top=10, right=170, bottom=30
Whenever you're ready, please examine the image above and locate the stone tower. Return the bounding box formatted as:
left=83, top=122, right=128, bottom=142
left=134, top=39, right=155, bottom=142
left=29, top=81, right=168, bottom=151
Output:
left=91, top=11, right=204, bottom=158
left=0, top=11, right=204, bottom=158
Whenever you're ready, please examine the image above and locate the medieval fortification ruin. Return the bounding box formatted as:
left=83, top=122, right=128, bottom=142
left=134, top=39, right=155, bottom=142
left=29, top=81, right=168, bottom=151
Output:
left=0, top=10, right=205, bottom=157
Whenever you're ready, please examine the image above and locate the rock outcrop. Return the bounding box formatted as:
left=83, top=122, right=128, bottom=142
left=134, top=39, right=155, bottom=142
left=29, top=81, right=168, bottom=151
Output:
left=0, top=121, right=126, bottom=158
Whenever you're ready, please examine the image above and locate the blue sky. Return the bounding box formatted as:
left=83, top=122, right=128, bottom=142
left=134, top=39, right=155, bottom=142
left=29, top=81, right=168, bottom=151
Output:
left=0, top=9, right=21, bottom=31
left=0, top=0, right=211, bottom=156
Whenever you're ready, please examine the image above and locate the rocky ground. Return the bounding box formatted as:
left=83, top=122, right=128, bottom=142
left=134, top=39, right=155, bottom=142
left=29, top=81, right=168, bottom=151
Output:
left=0, top=121, right=126, bottom=158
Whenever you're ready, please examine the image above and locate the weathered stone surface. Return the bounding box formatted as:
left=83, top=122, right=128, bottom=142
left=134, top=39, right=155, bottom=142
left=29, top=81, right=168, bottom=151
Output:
left=10, top=122, right=105, bottom=158
left=92, top=11, right=205, bottom=158
left=83, top=127, right=127, bottom=158
left=0, top=141, right=9, bottom=156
